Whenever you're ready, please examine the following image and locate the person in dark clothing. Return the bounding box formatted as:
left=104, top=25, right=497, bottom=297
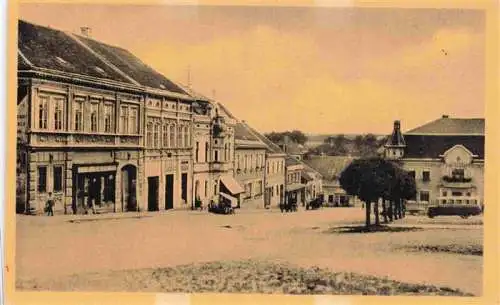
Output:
left=46, top=192, right=54, bottom=216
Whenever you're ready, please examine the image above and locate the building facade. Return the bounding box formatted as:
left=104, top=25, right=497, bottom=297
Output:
left=233, top=122, right=268, bottom=209
left=285, top=156, right=305, bottom=207
left=384, top=116, right=485, bottom=212
left=16, top=20, right=204, bottom=214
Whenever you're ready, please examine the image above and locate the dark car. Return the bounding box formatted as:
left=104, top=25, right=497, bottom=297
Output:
left=427, top=204, right=482, bottom=219
left=306, top=197, right=323, bottom=210
left=208, top=201, right=234, bottom=215
left=280, top=200, right=298, bottom=213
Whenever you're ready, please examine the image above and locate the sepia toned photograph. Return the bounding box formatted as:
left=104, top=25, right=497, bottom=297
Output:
left=12, top=2, right=489, bottom=298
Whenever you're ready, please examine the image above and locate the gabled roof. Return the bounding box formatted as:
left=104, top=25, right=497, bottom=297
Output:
left=406, top=116, right=484, bottom=135
left=304, top=156, right=355, bottom=181
left=18, top=20, right=187, bottom=95
left=244, top=125, right=285, bottom=154
left=234, top=121, right=267, bottom=149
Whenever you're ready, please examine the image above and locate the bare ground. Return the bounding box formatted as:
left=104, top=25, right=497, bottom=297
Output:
left=15, top=207, right=483, bottom=295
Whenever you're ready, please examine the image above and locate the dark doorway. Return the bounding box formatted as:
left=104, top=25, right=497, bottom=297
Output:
left=181, top=173, right=188, bottom=203
left=165, top=174, right=174, bottom=210
left=148, top=176, right=159, bottom=211
left=121, top=165, right=137, bottom=212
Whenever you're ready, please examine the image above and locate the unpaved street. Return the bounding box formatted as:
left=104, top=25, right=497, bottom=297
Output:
left=16, top=208, right=483, bottom=295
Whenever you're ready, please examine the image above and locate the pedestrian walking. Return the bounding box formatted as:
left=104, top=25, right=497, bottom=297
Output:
left=46, top=192, right=54, bottom=216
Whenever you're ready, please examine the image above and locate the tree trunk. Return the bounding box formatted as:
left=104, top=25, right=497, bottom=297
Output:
left=398, top=198, right=403, bottom=219
left=374, top=200, right=380, bottom=226
left=382, top=200, right=388, bottom=223
left=365, top=201, right=371, bottom=227
left=389, top=200, right=394, bottom=222
left=402, top=200, right=406, bottom=218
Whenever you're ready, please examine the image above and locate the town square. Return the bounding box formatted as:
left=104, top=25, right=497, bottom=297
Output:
left=13, top=4, right=486, bottom=297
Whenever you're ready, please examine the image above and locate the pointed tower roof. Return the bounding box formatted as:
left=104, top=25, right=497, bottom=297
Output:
left=385, top=120, right=406, bottom=147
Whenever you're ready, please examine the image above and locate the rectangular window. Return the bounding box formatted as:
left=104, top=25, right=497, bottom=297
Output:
left=419, top=191, right=430, bottom=202
left=442, top=191, right=448, bottom=197
left=452, top=191, right=463, bottom=197
left=38, top=166, right=47, bottom=193
left=120, top=105, right=128, bottom=133
left=146, top=123, right=153, bottom=148
left=205, top=141, right=209, bottom=162
left=129, top=107, right=138, bottom=134
left=90, top=102, right=99, bottom=132
left=153, top=123, right=160, bottom=148
left=53, top=166, right=63, bottom=192
left=104, top=104, right=114, bottom=133
left=170, top=125, right=176, bottom=147
left=184, top=126, right=189, bottom=147
left=163, top=124, right=168, bottom=147
left=408, top=170, right=416, bottom=179
left=74, top=100, right=83, bottom=131
left=452, top=168, right=465, bottom=179
left=38, top=96, right=48, bottom=129
left=422, top=170, right=430, bottom=182
left=214, top=150, right=219, bottom=162
left=178, top=126, right=183, bottom=147
left=195, top=142, right=199, bottom=162
left=54, top=98, right=64, bottom=130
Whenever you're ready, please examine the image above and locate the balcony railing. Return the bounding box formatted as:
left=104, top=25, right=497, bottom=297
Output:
left=442, top=176, right=472, bottom=183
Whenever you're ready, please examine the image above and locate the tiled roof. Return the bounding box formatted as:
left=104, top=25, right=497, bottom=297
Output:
left=403, top=135, right=484, bottom=159
left=244, top=125, right=285, bottom=154
left=303, top=156, right=355, bottom=181
left=234, top=122, right=261, bottom=142
left=77, top=35, right=186, bottom=93
left=18, top=20, right=187, bottom=95
left=406, top=117, right=484, bottom=135
left=18, top=20, right=131, bottom=83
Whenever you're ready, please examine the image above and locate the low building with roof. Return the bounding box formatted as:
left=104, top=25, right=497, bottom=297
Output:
left=304, top=156, right=359, bottom=207
left=384, top=115, right=485, bottom=213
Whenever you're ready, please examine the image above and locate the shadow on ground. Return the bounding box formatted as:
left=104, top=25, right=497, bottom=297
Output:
left=324, top=225, right=424, bottom=234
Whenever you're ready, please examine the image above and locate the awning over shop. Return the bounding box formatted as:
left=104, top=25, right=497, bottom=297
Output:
left=220, top=175, right=245, bottom=194
left=286, top=183, right=306, bottom=192
left=220, top=192, right=238, bottom=208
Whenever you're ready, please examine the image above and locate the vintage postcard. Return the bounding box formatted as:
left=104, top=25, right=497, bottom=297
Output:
left=3, top=0, right=499, bottom=304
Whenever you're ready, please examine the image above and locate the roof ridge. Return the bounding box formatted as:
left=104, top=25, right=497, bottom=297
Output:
left=66, top=32, right=141, bottom=86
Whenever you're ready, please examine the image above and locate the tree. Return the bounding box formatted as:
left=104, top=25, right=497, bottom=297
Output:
left=264, top=130, right=308, bottom=145
left=290, top=130, right=308, bottom=145
left=340, top=158, right=392, bottom=227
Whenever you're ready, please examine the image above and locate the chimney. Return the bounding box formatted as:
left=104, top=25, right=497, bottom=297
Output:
left=80, top=27, right=92, bottom=37
left=442, top=114, right=449, bottom=119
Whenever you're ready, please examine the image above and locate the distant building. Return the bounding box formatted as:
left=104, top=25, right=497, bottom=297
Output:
left=278, top=140, right=308, bottom=161
left=304, top=156, right=359, bottom=207
left=384, top=115, right=484, bottom=212
left=285, top=156, right=305, bottom=207
left=234, top=122, right=268, bottom=208
left=244, top=125, right=287, bottom=209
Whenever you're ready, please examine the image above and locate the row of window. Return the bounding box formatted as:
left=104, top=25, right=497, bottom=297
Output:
left=267, top=160, right=285, bottom=175
left=287, top=172, right=301, bottom=184
left=407, top=168, right=470, bottom=182
left=412, top=190, right=474, bottom=202
left=407, top=170, right=431, bottom=182
left=37, top=165, right=63, bottom=193
left=146, top=121, right=191, bottom=148
left=37, top=95, right=140, bottom=134
left=195, top=142, right=233, bottom=163
left=244, top=180, right=263, bottom=199
left=236, top=153, right=266, bottom=171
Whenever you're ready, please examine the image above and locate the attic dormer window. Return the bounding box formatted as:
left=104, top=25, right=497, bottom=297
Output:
left=94, top=66, right=107, bottom=75
left=55, top=56, right=73, bottom=68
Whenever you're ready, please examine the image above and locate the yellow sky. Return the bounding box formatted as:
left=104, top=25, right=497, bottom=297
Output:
left=19, top=4, right=485, bottom=134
